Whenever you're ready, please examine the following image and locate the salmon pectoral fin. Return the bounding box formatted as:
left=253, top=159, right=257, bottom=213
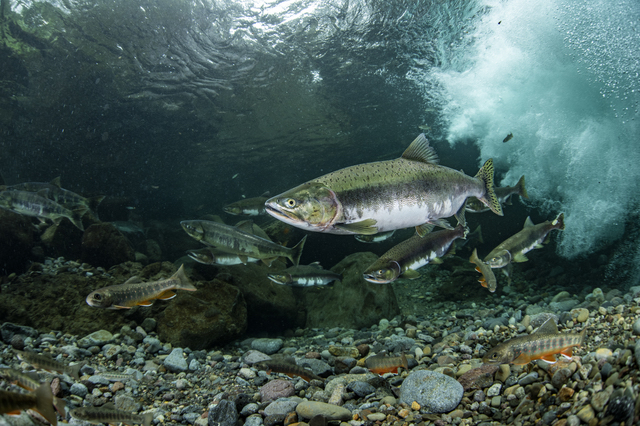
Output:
left=135, top=300, right=155, bottom=307
left=156, top=290, right=176, bottom=300
left=539, top=354, right=558, bottom=364
left=511, top=353, right=532, bottom=365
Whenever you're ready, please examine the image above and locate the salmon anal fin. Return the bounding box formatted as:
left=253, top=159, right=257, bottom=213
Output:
left=540, top=354, right=558, bottom=364
left=113, top=305, right=133, bottom=309
left=560, top=348, right=573, bottom=359
left=136, top=300, right=154, bottom=306
left=156, top=290, right=176, bottom=300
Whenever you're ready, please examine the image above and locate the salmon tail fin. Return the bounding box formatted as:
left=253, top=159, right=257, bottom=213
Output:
left=35, top=382, right=57, bottom=426
left=474, top=225, right=484, bottom=244
left=516, top=175, right=528, bottom=199
left=142, top=412, right=154, bottom=426
left=401, top=352, right=408, bottom=370
left=174, top=264, right=197, bottom=291
left=475, top=159, right=503, bottom=216
left=68, top=213, right=85, bottom=231
left=578, top=327, right=587, bottom=345
left=553, top=213, right=565, bottom=231
left=290, top=235, right=307, bottom=266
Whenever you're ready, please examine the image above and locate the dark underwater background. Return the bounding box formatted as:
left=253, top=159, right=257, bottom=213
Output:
left=1, top=0, right=639, bottom=318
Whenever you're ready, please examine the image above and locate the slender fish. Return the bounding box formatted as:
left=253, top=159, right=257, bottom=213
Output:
left=15, top=350, right=82, bottom=380
left=363, top=224, right=467, bottom=284
left=70, top=403, right=153, bottom=426
left=365, top=353, right=408, bottom=375
left=187, top=247, right=260, bottom=265
left=0, top=384, right=58, bottom=426
left=255, top=360, right=323, bottom=382
left=85, top=264, right=196, bottom=309
left=267, top=263, right=342, bottom=287
left=265, top=134, right=502, bottom=236
left=355, top=230, right=396, bottom=243
left=484, top=213, right=565, bottom=268
left=483, top=319, right=586, bottom=365
left=0, top=190, right=85, bottom=230
left=469, top=248, right=497, bottom=293
left=181, top=220, right=306, bottom=266
left=223, top=192, right=270, bottom=216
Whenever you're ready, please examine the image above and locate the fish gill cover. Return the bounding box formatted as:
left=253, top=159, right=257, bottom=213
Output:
left=0, top=0, right=638, bottom=264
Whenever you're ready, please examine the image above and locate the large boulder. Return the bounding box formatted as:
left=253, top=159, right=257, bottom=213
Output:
left=304, top=252, right=400, bottom=329
left=81, top=223, right=135, bottom=268
left=157, top=278, right=247, bottom=349
left=0, top=209, right=36, bottom=274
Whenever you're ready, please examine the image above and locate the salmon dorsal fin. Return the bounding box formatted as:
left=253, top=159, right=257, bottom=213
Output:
left=235, top=220, right=255, bottom=233
left=401, top=134, right=439, bottom=164
left=523, top=216, right=535, bottom=228
left=50, top=177, right=62, bottom=187
left=102, top=402, right=116, bottom=410
left=535, top=319, right=559, bottom=334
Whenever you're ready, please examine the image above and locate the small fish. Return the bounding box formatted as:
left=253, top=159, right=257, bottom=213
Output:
left=0, top=384, right=58, bottom=426
left=223, top=192, right=270, bottom=216
left=70, top=403, right=153, bottom=426
left=483, top=319, right=586, bottom=365
left=418, top=124, right=431, bottom=131
left=365, top=353, right=408, bottom=375
left=265, top=134, right=502, bottom=236
left=363, top=224, right=467, bottom=284
left=15, top=350, right=82, bottom=380
left=466, top=175, right=528, bottom=213
left=484, top=213, right=565, bottom=268
left=503, top=132, right=513, bottom=143
left=267, top=262, right=342, bottom=287
left=255, top=360, right=323, bottom=382
left=95, top=372, right=137, bottom=382
left=0, top=189, right=86, bottom=230
left=181, top=220, right=306, bottom=266
left=187, top=247, right=260, bottom=266
left=0, top=368, right=66, bottom=415
left=85, top=264, right=196, bottom=309
left=469, top=248, right=497, bottom=292
left=232, top=173, right=239, bottom=179
left=355, top=230, right=396, bottom=243
left=7, top=177, right=104, bottom=212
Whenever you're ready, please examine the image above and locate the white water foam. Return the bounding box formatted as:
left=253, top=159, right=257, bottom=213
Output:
left=420, top=0, right=640, bottom=258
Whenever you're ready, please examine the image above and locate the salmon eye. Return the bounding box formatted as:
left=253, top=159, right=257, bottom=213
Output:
left=94, top=294, right=102, bottom=300
left=491, top=353, right=498, bottom=358
left=286, top=199, right=296, bottom=208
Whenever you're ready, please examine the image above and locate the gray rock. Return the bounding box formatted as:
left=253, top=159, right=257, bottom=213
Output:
left=635, top=340, right=640, bottom=367
left=482, top=317, right=508, bottom=330
left=518, top=372, right=539, bottom=386
left=264, top=398, right=300, bottom=416
left=70, top=383, right=88, bottom=398
left=385, top=335, right=415, bottom=352
left=347, top=381, right=376, bottom=397
left=549, top=299, right=578, bottom=312
left=242, top=350, right=272, bottom=365
left=141, top=318, right=157, bottom=333
left=240, top=403, right=259, bottom=416
left=102, top=344, right=122, bottom=360
left=183, top=413, right=200, bottom=424
left=208, top=400, right=238, bottom=426
left=633, top=318, right=640, bottom=335
left=189, top=359, right=202, bottom=371
left=164, top=348, right=188, bottom=373
left=1, top=323, right=39, bottom=343
left=295, top=401, right=352, bottom=421
left=251, top=338, right=283, bottom=355
left=399, top=370, right=464, bottom=413
left=143, top=336, right=162, bottom=354
left=244, top=415, right=263, bottom=426
left=298, top=358, right=332, bottom=377
left=78, top=330, right=114, bottom=348
left=551, top=368, right=572, bottom=389
left=260, top=379, right=295, bottom=403
left=88, top=375, right=111, bottom=386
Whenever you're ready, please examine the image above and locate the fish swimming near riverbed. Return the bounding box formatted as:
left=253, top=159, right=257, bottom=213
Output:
left=469, top=248, right=497, bottom=293
left=187, top=247, right=260, bottom=266
left=265, top=134, right=502, bottom=236
left=181, top=219, right=306, bottom=266
left=70, top=403, right=153, bottom=426
left=85, top=264, right=196, bottom=309
left=483, top=319, right=586, bottom=365
left=255, top=360, right=323, bottom=382
left=363, top=224, right=467, bottom=284
left=5, top=177, right=104, bottom=213
left=14, top=350, right=82, bottom=381
left=267, top=262, right=342, bottom=287
left=0, top=368, right=67, bottom=414
left=0, top=189, right=86, bottom=230
left=355, top=230, right=396, bottom=243
left=365, top=353, right=408, bottom=375
left=484, top=213, right=565, bottom=268
left=0, top=383, right=58, bottom=426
